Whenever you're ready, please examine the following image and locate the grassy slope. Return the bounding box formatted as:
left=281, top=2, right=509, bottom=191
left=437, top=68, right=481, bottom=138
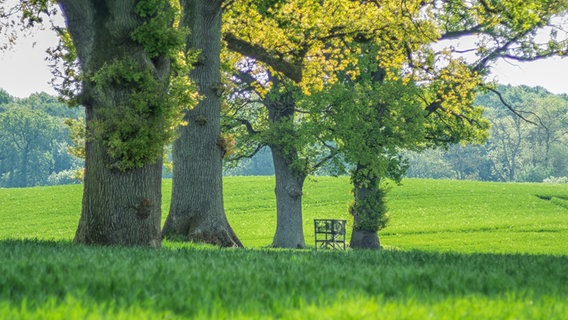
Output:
left=385, top=179, right=568, bottom=255
left=2, top=177, right=567, bottom=254
left=1, top=177, right=567, bottom=319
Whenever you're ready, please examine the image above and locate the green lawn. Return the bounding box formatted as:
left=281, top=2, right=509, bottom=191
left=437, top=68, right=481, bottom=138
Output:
left=0, top=177, right=567, bottom=319
left=2, top=177, right=567, bottom=254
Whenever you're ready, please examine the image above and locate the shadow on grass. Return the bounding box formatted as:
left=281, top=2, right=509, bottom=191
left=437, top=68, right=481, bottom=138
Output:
left=0, top=239, right=567, bottom=317
left=536, top=194, right=568, bottom=210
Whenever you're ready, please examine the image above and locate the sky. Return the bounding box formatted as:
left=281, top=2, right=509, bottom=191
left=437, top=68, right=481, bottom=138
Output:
left=1, top=24, right=568, bottom=98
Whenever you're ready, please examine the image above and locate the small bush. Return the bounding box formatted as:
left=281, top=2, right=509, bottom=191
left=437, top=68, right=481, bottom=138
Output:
left=543, top=176, right=568, bottom=184
left=46, top=170, right=81, bottom=186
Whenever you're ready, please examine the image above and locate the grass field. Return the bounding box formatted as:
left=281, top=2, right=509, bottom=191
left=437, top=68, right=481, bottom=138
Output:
left=1, top=177, right=567, bottom=319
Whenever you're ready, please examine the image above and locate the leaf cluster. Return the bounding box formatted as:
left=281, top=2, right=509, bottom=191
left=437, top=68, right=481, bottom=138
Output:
left=224, top=0, right=439, bottom=94
left=90, top=57, right=184, bottom=171
left=131, top=0, right=187, bottom=59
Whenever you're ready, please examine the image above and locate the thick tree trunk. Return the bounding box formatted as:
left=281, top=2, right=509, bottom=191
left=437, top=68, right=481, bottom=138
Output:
left=267, top=85, right=306, bottom=249
left=349, top=183, right=382, bottom=249
left=60, top=0, right=166, bottom=247
left=162, top=0, right=242, bottom=247
left=75, top=134, right=163, bottom=246
left=270, top=146, right=307, bottom=248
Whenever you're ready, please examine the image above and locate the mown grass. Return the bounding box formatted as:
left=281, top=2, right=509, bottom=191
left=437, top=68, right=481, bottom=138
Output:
left=1, top=177, right=568, bottom=318
left=2, top=177, right=566, bottom=254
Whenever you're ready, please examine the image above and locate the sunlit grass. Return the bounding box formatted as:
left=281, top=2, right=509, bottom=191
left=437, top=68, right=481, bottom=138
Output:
left=1, top=177, right=567, bottom=254
left=1, top=177, right=568, bottom=318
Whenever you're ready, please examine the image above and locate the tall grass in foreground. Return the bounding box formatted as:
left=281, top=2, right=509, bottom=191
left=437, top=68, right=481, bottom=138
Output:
left=1, top=240, right=567, bottom=319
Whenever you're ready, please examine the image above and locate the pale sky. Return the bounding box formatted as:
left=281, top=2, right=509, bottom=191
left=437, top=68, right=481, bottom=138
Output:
left=1, top=25, right=568, bottom=98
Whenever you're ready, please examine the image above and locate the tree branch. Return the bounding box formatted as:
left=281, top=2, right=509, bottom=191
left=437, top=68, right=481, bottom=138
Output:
left=223, top=33, right=303, bottom=83
left=235, top=118, right=259, bottom=135
left=440, top=25, right=484, bottom=40
left=484, top=86, right=541, bottom=126
left=227, top=143, right=266, bottom=162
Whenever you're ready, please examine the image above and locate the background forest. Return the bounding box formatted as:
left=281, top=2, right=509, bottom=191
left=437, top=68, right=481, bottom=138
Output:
left=1, top=84, right=567, bottom=188
left=228, top=85, right=568, bottom=183
left=0, top=89, right=83, bottom=187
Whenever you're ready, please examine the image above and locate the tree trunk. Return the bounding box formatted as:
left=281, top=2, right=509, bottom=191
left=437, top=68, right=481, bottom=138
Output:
left=350, top=229, right=381, bottom=249
left=19, top=144, right=29, bottom=187
left=162, top=0, right=242, bottom=247
left=270, top=146, right=307, bottom=248
left=267, top=85, right=306, bottom=249
left=60, top=0, right=167, bottom=247
left=76, top=136, right=163, bottom=246
left=349, top=164, right=383, bottom=250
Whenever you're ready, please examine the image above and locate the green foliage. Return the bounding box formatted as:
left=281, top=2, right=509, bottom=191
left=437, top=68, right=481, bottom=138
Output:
left=326, top=78, right=426, bottom=166
left=0, top=88, right=13, bottom=105
left=0, top=91, right=85, bottom=187
left=131, top=0, right=186, bottom=59
left=0, top=97, right=83, bottom=188
left=47, top=28, right=80, bottom=103
left=221, top=0, right=567, bottom=241
left=407, top=85, right=568, bottom=182
left=84, top=0, right=198, bottom=172
left=436, top=0, right=568, bottom=67
left=90, top=58, right=172, bottom=170
left=301, top=65, right=428, bottom=232
left=349, top=180, right=389, bottom=232
left=18, top=0, right=57, bottom=27
left=47, top=0, right=197, bottom=172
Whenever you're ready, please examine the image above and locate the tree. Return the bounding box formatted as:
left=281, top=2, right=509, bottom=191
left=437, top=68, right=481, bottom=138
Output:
left=262, top=80, right=308, bottom=248
left=0, top=104, right=60, bottom=187
left=162, top=0, right=243, bottom=247
left=405, top=85, right=568, bottom=182
left=330, top=79, right=426, bottom=249
left=0, top=92, right=83, bottom=187
left=223, top=0, right=568, bottom=249
left=222, top=0, right=441, bottom=248
left=0, top=88, right=13, bottom=106
left=55, top=0, right=188, bottom=246
left=225, top=70, right=337, bottom=248
left=481, top=86, right=568, bottom=182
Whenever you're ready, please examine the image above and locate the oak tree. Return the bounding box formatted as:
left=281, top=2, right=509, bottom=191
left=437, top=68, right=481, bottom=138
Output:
left=56, top=0, right=190, bottom=246
left=162, top=0, right=243, bottom=247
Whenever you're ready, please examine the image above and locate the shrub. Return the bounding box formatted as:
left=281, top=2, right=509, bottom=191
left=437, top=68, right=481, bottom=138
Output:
left=543, top=176, right=568, bottom=184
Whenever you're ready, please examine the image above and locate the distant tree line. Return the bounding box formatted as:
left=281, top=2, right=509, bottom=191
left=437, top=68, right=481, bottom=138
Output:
left=227, top=85, right=568, bottom=183
left=3, top=84, right=567, bottom=186
left=405, top=85, right=568, bottom=182
left=0, top=89, right=83, bottom=188
left=4, top=83, right=565, bottom=187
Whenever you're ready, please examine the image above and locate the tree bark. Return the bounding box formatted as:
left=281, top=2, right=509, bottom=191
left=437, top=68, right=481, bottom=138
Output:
left=59, top=0, right=166, bottom=247
left=350, top=229, right=381, bottom=249
left=162, top=0, right=242, bottom=247
left=267, top=86, right=306, bottom=249
left=270, top=146, right=307, bottom=248
left=349, top=164, right=382, bottom=250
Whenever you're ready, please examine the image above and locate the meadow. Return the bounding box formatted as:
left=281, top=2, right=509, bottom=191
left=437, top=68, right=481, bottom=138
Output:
left=0, top=177, right=567, bottom=319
